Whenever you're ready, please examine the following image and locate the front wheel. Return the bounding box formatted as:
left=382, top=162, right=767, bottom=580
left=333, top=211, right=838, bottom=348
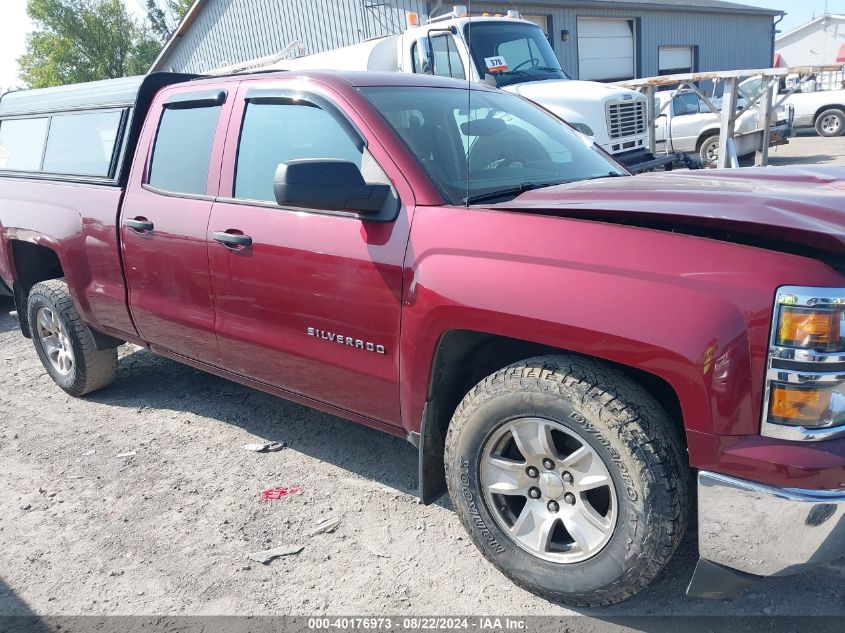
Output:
left=28, top=279, right=118, bottom=396
left=698, top=134, right=720, bottom=165
left=815, top=109, right=845, bottom=137
left=444, top=355, right=688, bottom=607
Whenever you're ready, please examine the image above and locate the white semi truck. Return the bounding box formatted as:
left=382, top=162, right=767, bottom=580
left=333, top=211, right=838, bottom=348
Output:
left=228, top=6, right=680, bottom=171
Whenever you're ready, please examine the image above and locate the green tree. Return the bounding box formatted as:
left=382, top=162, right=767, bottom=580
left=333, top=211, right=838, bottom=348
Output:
left=17, top=0, right=194, bottom=89
left=19, top=0, right=150, bottom=88
left=145, top=0, right=194, bottom=41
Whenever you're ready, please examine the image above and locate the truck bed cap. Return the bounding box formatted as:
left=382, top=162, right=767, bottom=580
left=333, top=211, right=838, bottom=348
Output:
left=0, top=75, right=145, bottom=117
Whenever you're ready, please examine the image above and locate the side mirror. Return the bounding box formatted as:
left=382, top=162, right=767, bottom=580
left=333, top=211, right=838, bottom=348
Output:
left=273, top=159, right=391, bottom=214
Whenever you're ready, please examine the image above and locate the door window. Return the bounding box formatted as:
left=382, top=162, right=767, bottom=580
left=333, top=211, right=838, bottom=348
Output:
left=0, top=118, right=49, bottom=171
left=234, top=101, right=386, bottom=204
left=672, top=93, right=700, bottom=117
left=413, top=35, right=466, bottom=79
left=148, top=104, right=221, bottom=195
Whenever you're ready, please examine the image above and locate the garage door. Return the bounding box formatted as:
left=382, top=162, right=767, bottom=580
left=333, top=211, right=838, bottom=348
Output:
left=577, top=18, right=635, bottom=82
left=659, top=46, right=693, bottom=75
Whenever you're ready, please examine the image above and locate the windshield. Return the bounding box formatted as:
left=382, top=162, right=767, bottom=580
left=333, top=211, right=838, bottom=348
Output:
left=464, top=22, right=568, bottom=87
left=361, top=86, right=627, bottom=205
left=738, top=78, right=762, bottom=101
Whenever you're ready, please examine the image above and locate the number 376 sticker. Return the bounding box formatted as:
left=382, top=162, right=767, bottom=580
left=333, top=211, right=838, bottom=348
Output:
left=484, top=56, right=508, bottom=72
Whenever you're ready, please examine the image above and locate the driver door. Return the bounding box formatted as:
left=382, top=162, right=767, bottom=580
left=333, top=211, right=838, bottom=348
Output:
left=411, top=33, right=467, bottom=79
left=207, top=81, right=411, bottom=426
left=668, top=93, right=704, bottom=151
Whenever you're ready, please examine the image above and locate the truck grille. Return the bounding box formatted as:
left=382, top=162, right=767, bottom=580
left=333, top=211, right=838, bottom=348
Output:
left=607, top=101, right=646, bottom=140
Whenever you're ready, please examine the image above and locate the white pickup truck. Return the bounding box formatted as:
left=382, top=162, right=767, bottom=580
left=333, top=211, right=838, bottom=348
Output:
left=739, top=76, right=845, bottom=137
left=655, top=90, right=793, bottom=164
left=236, top=6, right=676, bottom=171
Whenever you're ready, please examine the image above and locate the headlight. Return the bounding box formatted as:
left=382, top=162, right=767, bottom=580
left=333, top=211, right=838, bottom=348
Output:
left=762, top=286, right=845, bottom=441
left=777, top=305, right=845, bottom=350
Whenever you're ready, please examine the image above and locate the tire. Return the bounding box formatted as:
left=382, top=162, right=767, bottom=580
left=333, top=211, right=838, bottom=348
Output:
left=27, top=279, right=118, bottom=396
left=444, top=355, right=688, bottom=607
left=815, top=109, right=845, bottom=137
left=698, top=134, right=719, bottom=165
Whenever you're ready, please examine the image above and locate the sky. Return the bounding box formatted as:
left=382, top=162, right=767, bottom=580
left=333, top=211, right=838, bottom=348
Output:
left=0, top=0, right=843, bottom=90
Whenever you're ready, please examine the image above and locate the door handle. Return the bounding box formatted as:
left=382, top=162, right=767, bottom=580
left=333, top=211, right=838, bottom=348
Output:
left=212, top=231, right=253, bottom=248
left=124, top=217, right=154, bottom=232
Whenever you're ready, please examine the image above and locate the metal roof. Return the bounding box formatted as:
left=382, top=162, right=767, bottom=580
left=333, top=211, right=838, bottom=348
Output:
left=0, top=75, right=145, bottom=117
left=776, top=13, right=845, bottom=42
left=513, top=0, right=781, bottom=15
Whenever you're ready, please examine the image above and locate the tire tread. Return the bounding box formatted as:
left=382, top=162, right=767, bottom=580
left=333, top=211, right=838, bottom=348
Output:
left=28, top=279, right=117, bottom=396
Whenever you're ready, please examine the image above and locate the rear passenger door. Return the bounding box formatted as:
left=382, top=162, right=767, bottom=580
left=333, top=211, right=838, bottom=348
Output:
left=121, top=86, right=234, bottom=364
left=207, top=81, right=412, bottom=426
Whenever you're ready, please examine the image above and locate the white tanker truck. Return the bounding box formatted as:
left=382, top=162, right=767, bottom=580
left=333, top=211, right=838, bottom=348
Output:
left=222, top=6, right=682, bottom=171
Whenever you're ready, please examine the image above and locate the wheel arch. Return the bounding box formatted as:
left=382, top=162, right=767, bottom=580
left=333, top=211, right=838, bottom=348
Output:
left=695, top=129, right=719, bottom=151
left=813, top=104, right=845, bottom=122
left=8, top=239, right=66, bottom=338
left=416, top=330, right=685, bottom=504
left=7, top=239, right=121, bottom=348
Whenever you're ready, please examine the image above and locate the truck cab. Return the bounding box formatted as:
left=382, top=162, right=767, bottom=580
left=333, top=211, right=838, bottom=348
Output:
left=399, top=9, right=651, bottom=165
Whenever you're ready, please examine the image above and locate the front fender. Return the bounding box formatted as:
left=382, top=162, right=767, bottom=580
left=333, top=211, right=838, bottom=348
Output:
left=400, top=206, right=843, bottom=441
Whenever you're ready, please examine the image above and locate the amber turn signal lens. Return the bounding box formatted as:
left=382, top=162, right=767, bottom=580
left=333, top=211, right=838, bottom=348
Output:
left=777, top=307, right=843, bottom=350
left=769, top=385, right=832, bottom=424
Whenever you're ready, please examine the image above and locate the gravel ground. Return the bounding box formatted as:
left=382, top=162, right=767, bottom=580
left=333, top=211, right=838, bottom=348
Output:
left=1, top=139, right=845, bottom=623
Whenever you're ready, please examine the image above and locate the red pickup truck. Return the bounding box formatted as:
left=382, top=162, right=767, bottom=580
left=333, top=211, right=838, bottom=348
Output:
left=1, top=70, right=844, bottom=607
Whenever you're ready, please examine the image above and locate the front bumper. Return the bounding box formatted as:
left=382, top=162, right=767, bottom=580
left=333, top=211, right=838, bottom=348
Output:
left=690, top=470, right=845, bottom=597
left=769, top=121, right=794, bottom=147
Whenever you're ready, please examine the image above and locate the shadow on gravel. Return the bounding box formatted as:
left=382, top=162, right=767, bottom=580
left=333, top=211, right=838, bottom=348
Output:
left=0, top=577, right=50, bottom=633
left=86, top=346, right=426, bottom=500
left=0, top=297, right=19, bottom=335
left=769, top=154, right=836, bottom=166
left=738, top=152, right=837, bottom=167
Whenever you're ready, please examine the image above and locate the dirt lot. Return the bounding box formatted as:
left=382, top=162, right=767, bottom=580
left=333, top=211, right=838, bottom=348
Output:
left=766, top=128, right=845, bottom=166
left=1, top=135, right=845, bottom=623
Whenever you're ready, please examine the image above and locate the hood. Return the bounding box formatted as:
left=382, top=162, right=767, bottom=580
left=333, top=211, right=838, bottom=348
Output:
left=504, top=79, right=643, bottom=105
left=496, top=166, right=845, bottom=255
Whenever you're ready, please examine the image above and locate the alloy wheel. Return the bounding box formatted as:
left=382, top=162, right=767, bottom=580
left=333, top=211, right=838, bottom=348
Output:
left=480, top=417, right=618, bottom=563
left=36, top=306, right=75, bottom=375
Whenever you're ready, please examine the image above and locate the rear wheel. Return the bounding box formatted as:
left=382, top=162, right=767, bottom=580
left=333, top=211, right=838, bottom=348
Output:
left=444, top=355, right=688, bottom=607
left=28, top=279, right=117, bottom=396
left=815, top=109, right=844, bottom=137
